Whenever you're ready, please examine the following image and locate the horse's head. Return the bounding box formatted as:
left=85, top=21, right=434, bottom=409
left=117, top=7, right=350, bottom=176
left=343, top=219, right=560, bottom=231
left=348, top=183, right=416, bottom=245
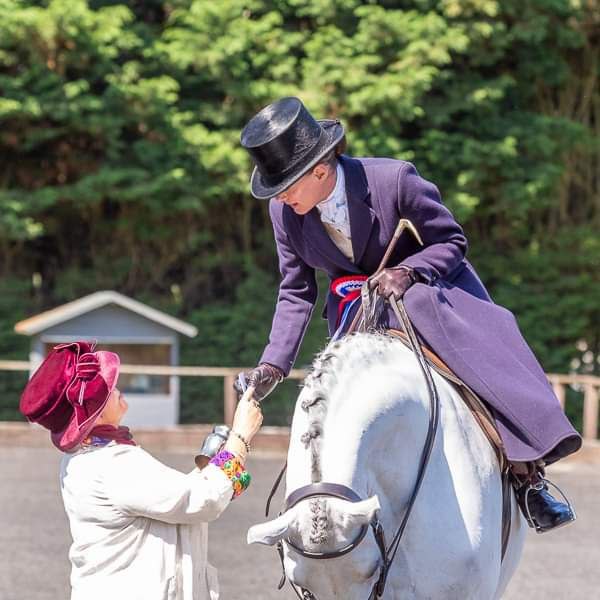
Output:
left=248, top=494, right=383, bottom=599
left=246, top=335, right=409, bottom=598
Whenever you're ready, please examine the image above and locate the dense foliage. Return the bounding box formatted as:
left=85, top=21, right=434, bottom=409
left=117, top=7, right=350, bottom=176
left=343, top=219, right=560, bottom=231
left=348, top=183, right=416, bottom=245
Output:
left=1, top=0, right=598, bottom=424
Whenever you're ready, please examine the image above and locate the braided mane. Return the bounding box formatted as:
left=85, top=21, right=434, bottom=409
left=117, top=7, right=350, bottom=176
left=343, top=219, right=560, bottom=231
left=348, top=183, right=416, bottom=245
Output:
left=299, top=332, right=398, bottom=545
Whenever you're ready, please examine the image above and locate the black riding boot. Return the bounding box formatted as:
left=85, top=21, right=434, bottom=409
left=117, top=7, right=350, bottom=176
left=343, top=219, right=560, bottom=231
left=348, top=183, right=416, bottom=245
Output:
left=514, top=471, right=576, bottom=533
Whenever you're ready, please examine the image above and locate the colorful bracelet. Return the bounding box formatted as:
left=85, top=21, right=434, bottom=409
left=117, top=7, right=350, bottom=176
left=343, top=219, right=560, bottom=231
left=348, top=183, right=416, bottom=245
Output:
left=209, top=450, right=251, bottom=498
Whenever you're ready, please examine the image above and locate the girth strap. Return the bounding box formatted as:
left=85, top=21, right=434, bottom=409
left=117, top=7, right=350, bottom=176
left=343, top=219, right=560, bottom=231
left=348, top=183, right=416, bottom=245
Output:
left=501, top=469, right=513, bottom=562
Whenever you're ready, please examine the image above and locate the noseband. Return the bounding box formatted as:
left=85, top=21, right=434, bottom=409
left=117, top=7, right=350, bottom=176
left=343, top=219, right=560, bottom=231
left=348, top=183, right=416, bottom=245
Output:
left=275, top=482, right=388, bottom=600
left=273, top=299, right=441, bottom=600
left=283, top=483, right=373, bottom=558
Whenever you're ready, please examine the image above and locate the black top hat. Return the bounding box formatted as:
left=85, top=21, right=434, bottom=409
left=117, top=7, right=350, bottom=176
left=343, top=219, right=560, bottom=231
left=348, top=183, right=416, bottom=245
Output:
left=240, top=97, right=345, bottom=199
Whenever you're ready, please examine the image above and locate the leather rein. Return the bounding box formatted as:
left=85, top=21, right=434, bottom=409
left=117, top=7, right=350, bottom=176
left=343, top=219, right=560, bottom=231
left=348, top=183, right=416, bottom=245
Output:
left=270, top=295, right=441, bottom=600
left=267, top=219, right=440, bottom=599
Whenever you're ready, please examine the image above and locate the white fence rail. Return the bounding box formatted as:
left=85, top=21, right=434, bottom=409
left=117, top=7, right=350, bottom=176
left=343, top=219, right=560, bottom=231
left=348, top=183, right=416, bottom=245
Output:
left=0, top=360, right=306, bottom=427
left=2, top=360, right=599, bottom=440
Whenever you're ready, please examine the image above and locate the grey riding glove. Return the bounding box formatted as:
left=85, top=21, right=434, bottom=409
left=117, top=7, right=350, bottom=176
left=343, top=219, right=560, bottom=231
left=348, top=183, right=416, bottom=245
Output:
left=234, top=363, right=285, bottom=402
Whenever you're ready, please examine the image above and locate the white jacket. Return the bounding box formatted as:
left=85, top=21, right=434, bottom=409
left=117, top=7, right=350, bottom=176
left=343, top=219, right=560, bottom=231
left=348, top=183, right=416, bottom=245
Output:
left=60, top=443, right=233, bottom=600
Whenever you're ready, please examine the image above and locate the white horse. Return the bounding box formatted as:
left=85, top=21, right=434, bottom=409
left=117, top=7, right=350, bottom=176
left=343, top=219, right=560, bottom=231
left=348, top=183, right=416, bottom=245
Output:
left=248, top=332, right=526, bottom=599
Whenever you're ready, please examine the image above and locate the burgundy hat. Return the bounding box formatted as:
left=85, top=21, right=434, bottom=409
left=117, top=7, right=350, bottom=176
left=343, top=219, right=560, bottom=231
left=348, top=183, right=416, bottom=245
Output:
left=19, top=341, right=120, bottom=451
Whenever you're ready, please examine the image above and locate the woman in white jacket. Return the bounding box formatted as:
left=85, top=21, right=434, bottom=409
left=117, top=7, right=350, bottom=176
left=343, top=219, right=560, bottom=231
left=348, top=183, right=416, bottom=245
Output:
left=20, top=341, right=262, bottom=600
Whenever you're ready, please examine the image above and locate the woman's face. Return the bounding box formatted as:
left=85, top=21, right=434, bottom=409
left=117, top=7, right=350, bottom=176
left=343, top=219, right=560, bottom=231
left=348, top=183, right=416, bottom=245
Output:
left=98, top=388, right=128, bottom=426
left=274, top=162, right=336, bottom=215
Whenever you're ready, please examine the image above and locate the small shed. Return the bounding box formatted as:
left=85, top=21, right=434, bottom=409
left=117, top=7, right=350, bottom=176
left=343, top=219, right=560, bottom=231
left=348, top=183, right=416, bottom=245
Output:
left=15, top=291, right=198, bottom=427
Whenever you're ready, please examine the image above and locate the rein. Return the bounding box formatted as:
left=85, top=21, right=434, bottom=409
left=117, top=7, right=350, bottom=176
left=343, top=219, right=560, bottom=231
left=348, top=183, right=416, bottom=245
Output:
left=269, top=219, right=441, bottom=599
left=270, top=297, right=441, bottom=600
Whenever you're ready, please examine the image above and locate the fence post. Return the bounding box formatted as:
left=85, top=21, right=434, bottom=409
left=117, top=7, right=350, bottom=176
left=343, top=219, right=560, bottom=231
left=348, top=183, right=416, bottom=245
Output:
left=223, top=374, right=237, bottom=426
left=551, top=379, right=565, bottom=410
left=583, top=383, right=598, bottom=441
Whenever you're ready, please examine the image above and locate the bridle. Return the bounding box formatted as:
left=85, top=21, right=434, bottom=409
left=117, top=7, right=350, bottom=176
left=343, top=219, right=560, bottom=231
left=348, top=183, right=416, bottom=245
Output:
left=274, top=483, right=388, bottom=600
left=283, top=483, right=373, bottom=559
left=271, top=295, right=441, bottom=600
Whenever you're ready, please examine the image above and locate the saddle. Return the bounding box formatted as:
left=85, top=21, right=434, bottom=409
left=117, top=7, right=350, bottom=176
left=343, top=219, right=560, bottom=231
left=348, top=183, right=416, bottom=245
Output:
left=386, top=328, right=513, bottom=559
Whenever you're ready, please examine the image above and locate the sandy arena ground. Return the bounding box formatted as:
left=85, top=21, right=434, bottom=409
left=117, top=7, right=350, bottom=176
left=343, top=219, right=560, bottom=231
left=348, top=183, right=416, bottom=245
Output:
left=0, top=446, right=598, bottom=600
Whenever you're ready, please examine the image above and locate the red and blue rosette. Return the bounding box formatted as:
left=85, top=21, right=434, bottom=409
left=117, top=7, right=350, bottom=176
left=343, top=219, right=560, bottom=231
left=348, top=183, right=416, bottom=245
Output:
left=330, top=275, right=369, bottom=334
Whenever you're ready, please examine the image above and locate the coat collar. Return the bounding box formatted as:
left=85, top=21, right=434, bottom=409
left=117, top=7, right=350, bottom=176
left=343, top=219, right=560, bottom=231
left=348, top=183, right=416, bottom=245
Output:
left=341, top=155, right=375, bottom=265
left=296, top=155, right=376, bottom=272
left=302, top=208, right=357, bottom=272
left=300, top=155, right=375, bottom=271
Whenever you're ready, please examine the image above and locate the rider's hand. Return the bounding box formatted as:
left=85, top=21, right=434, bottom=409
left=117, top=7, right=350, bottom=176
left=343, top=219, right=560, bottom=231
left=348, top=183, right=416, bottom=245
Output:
left=368, top=266, right=417, bottom=300
left=233, top=363, right=284, bottom=402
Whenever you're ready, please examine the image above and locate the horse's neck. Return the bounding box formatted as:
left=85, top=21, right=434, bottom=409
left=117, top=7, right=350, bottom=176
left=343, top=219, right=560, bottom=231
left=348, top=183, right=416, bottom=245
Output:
left=287, top=333, right=498, bottom=520
left=281, top=333, right=518, bottom=598
left=287, top=336, right=446, bottom=494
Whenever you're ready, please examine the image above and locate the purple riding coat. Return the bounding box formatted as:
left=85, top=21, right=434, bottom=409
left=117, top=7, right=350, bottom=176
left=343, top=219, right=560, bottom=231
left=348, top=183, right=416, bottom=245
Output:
left=259, top=155, right=581, bottom=464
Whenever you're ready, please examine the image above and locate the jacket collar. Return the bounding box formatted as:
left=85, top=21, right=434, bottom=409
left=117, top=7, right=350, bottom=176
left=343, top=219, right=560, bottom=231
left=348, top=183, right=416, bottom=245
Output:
left=302, top=209, right=357, bottom=272
left=300, top=155, right=374, bottom=271
left=341, top=155, right=375, bottom=265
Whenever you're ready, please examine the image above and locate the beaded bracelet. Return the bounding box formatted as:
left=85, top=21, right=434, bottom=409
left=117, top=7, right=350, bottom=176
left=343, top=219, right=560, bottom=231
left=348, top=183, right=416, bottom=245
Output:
left=231, top=429, right=251, bottom=453
left=209, top=450, right=251, bottom=499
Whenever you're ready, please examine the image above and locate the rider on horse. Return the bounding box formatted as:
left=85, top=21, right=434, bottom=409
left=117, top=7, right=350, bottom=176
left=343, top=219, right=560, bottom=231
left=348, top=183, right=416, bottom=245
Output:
left=236, top=97, right=581, bottom=533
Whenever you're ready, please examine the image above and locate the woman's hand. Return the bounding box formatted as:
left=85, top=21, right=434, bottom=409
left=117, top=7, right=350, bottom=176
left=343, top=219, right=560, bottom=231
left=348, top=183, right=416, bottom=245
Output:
left=232, top=387, right=263, bottom=442
left=225, top=388, right=263, bottom=461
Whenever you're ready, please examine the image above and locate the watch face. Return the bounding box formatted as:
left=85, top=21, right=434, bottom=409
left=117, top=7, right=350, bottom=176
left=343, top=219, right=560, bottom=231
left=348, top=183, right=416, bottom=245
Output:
left=214, top=425, right=231, bottom=437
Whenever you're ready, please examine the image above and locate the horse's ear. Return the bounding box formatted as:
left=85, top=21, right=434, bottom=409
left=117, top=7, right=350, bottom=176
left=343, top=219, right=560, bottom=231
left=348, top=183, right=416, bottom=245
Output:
left=247, top=512, right=294, bottom=546
left=339, top=495, right=381, bottom=526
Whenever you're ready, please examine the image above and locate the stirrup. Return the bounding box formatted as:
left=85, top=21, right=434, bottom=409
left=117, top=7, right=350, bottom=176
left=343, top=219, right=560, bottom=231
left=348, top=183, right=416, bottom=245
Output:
left=522, top=477, right=576, bottom=534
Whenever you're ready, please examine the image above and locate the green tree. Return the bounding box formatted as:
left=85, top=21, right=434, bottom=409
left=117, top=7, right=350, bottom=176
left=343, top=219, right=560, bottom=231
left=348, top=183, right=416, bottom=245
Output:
left=0, top=0, right=597, bottom=424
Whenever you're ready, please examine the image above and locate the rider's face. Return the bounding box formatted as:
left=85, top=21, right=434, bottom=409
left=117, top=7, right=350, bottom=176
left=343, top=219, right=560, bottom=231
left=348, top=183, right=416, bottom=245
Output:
left=274, top=162, right=336, bottom=215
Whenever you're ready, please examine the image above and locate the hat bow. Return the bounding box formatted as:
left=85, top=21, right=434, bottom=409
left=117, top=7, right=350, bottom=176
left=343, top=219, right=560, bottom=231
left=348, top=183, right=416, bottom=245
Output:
left=70, top=353, right=101, bottom=408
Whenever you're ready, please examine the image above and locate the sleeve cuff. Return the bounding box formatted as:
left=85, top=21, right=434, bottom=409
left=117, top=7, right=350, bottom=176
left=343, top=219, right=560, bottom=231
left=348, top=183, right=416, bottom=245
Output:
left=201, top=463, right=236, bottom=497
left=399, top=260, right=434, bottom=284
